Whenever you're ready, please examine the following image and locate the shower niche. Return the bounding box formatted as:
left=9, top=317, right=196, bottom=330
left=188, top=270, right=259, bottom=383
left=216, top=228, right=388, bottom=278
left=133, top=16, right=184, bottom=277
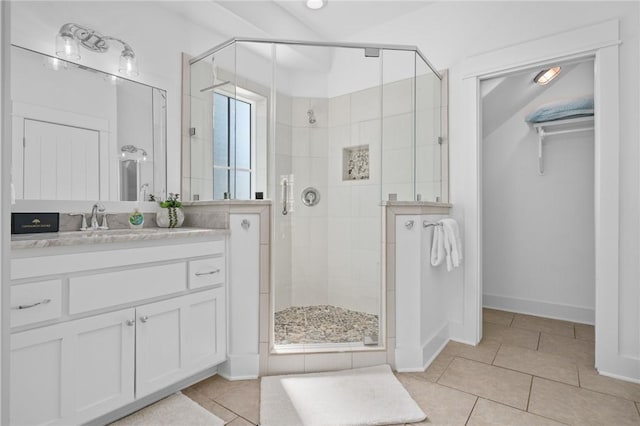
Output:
left=186, top=39, right=444, bottom=353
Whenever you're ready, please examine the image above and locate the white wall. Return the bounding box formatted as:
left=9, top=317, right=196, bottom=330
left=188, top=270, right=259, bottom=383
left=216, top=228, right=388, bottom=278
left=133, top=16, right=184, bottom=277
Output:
left=350, top=1, right=640, bottom=370
left=482, top=61, right=595, bottom=323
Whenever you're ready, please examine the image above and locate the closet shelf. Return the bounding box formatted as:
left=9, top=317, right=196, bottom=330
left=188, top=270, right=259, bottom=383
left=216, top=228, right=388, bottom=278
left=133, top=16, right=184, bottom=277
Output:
left=532, top=116, right=594, bottom=175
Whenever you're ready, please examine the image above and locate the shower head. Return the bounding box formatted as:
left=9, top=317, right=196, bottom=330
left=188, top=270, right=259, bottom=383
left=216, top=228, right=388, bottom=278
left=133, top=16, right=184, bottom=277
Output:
left=307, top=109, right=317, bottom=124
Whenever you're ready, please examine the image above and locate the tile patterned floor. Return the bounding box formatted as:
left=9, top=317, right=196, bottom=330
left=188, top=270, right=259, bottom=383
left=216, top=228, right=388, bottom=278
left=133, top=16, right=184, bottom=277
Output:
left=182, top=309, right=640, bottom=425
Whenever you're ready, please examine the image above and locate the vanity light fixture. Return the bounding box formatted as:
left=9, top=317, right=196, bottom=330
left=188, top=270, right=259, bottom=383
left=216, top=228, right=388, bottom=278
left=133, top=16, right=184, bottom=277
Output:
left=533, top=66, right=561, bottom=85
left=306, top=0, right=325, bottom=10
left=55, top=23, right=139, bottom=77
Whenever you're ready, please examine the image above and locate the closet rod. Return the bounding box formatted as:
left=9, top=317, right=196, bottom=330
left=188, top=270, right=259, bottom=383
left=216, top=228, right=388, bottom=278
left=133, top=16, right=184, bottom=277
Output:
left=535, top=126, right=594, bottom=176
left=539, top=127, right=594, bottom=138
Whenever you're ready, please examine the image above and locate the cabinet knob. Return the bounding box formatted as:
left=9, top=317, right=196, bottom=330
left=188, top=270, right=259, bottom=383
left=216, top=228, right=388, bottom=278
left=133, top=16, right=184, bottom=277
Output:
left=125, top=319, right=135, bottom=327
left=140, top=316, right=149, bottom=323
left=241, top=219, right=251, bottom=229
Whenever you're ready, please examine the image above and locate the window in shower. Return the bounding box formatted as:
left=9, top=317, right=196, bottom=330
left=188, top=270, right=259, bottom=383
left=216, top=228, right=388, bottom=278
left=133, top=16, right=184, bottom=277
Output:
left=213, top=92, right=252, bottom=199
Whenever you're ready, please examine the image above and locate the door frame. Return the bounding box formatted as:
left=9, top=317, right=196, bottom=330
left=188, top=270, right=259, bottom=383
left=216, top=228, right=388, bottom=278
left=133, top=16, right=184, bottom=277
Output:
left=459, top=19, right=630, bottom=379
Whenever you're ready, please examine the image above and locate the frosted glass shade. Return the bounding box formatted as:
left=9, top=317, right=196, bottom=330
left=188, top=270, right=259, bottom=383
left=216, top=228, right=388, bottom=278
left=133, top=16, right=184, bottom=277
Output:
left=55, top=34, right=80, bottom=60
left=119, top=52, right=139, bottom=77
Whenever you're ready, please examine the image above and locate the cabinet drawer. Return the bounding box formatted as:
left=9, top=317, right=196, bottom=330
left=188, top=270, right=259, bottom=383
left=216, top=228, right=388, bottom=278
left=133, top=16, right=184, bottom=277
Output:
left=11, top=280, right=62, bottom=328
left=69, top=263, right=187, bottom=315
left=189, top=257, right=225, bottom=289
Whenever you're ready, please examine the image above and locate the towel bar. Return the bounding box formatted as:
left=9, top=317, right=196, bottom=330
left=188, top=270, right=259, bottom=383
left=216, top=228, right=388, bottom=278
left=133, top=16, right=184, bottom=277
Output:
left=423, top=221, right=443, bottom=228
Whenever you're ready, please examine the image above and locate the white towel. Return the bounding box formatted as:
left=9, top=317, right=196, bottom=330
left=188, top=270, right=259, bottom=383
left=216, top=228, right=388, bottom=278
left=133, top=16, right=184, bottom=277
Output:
left=430, top=225, right=445, bottom=267
left=440, top=218, right=463, bottom=272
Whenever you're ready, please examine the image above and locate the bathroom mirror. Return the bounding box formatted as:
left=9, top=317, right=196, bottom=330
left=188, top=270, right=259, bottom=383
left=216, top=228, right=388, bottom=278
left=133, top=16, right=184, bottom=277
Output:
left=10, top=45, right=167, bottom=203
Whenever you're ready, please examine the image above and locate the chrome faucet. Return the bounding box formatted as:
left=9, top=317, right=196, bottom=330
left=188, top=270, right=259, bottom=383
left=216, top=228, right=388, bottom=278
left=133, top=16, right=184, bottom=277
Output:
left=90, top=202, right=106, bottom=230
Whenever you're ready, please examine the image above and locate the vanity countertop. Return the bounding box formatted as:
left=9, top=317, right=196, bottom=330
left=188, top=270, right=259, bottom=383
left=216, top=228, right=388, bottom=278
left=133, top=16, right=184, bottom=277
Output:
left=11, top=227, right=229, bottom=250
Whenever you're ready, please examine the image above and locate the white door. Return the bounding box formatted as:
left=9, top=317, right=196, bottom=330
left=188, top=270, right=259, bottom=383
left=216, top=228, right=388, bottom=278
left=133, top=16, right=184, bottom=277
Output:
left=10, top=309, right=135, bottom=425
left=136, top=289, right=226, bottom=398
left=23, top=119, right=100, bottom=200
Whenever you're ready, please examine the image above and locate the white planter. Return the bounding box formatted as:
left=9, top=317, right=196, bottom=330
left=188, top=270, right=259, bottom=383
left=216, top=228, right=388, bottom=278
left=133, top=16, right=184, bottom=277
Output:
left=156, top=207, right=184, bottom=228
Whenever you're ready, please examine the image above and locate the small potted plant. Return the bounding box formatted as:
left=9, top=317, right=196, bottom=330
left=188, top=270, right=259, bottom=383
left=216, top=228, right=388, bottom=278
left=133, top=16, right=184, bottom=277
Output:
left=151, top=193, right=184, bottom=228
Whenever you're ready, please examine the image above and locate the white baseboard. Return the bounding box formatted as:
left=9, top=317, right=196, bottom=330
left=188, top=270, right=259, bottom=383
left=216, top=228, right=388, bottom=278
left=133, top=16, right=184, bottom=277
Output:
left=483, top=293, right=595, bottom=324
left=421, top=323, right=449, bottom=369
left=598, top=369, right=640, bottom=385
left=218, top=354, right=259, bottom=380
left=396, top=322, right=449, bottom=372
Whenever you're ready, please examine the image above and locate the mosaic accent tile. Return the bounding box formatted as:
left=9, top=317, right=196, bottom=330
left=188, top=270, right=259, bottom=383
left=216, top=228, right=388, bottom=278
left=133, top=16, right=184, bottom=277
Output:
left=343, top=145, right=370, bottom=180
left=274, top=305, right=379, bottom=345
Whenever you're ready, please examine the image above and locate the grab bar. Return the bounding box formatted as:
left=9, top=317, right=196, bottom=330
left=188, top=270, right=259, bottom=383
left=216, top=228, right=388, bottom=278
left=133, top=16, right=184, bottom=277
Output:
left=282, top=179, right=288, bottom=216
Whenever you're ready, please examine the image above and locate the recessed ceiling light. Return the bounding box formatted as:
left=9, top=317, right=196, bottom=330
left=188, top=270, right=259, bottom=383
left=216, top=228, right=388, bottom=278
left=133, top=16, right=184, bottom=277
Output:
left=534, top=66, right=561, bottom=85
left=306, top=0, right=325, bottom=10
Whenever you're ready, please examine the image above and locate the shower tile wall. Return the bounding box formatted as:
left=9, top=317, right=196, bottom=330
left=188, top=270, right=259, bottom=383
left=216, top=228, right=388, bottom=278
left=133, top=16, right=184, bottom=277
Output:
left=275, top=74, right=442, bottom=317
left=327, top=88, right=382, bottom=315
left=291, top=97, right=329, bottom=307
left=274, top=92, right=293, bottom=311
left=382, top=78, right=414, bottom=201
left=415, top=72, right=444, bottom=202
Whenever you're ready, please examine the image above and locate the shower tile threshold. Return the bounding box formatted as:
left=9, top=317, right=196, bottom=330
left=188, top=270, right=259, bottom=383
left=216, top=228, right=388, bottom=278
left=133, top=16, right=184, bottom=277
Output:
left=271, top=342, right=386, bottom=355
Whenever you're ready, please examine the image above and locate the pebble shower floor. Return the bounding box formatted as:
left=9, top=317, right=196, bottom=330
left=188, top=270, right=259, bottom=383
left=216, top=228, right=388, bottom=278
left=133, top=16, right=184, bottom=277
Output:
left=274, top=305, right=379, bottom=345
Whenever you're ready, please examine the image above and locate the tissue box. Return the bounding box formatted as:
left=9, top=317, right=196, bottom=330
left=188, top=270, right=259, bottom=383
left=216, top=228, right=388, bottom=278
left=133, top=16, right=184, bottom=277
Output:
left=12, top=212, right=59, bottom=234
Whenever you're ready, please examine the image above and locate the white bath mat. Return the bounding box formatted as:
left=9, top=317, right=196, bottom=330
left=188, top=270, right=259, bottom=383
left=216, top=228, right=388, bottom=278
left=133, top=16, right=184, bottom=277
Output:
left=260, top=364, right=426, bottom=426
left=110, top=392, right=226, bottom=426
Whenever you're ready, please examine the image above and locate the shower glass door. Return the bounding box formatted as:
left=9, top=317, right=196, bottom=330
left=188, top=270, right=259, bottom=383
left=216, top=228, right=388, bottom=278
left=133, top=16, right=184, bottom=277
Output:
left=272, top=44, right=384, bottom=349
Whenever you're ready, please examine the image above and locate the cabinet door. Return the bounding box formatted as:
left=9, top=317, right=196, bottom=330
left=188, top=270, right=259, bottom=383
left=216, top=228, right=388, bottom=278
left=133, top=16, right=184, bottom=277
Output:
left=135, top=289, right=226, bottom=398
left=10, top=309, right=136, bottom=426
left=184, top=287, right=226, bottom=372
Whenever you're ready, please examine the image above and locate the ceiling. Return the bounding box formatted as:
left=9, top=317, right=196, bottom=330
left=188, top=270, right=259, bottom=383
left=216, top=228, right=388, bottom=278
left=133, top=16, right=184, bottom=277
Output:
left=160, top=0, right=435, bottom=43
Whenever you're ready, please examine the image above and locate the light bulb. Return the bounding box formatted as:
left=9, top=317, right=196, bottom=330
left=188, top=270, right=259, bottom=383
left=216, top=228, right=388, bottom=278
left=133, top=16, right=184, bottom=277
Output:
left=56, top=33, right=80, bottom=60
left=119, top=50, right=139, bottom=77
left=306, top=0, right=324, bottom=9
left=534, top=66, right=561, bottom=85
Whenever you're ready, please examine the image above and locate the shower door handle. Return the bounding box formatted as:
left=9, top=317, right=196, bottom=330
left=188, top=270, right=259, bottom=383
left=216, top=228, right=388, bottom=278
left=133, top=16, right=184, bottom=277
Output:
left=282, top=180, right=288, bottom=216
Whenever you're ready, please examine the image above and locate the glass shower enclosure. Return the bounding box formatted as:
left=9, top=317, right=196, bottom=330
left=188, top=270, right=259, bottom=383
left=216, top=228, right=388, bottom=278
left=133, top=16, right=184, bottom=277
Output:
left=188, top=38, right=443, bottom=352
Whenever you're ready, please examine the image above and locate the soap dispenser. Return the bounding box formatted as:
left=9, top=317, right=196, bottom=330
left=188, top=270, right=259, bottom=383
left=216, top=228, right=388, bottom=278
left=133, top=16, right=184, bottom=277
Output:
left=129, top=209, right=144, bottom=229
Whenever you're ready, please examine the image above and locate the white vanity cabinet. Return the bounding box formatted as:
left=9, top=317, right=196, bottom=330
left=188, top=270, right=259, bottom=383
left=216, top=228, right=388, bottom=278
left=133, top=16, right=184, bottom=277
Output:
left=136, top=288, right=225, bottom=398
left=9, top=235, right=227, bottom=426
left=11, top=308, right=136, bottom=426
